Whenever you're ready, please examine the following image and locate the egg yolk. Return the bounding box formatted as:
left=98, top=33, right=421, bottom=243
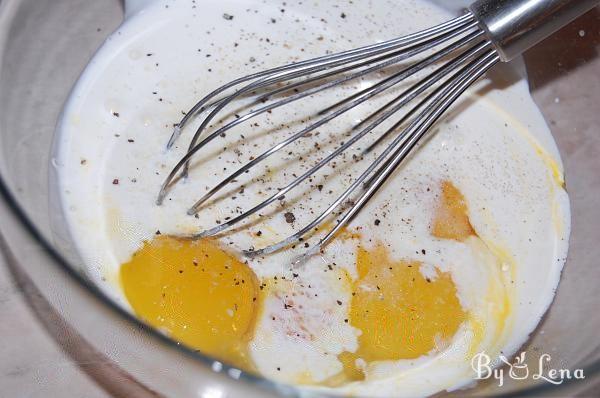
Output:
left=120, top=235, right=259, bottom=371
left=432, top=181, right=475, bottom=241
left=337, top=181, right=472, bottom=382
left=119, top=180, right=473, bottom=382
left=338, top=245, right=466, bottom=381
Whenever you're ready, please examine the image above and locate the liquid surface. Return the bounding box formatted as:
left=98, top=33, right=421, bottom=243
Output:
left=54, top=0, right=571, bottom=396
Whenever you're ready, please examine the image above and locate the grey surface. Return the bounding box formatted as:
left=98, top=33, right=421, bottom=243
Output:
left=470, top=0, right=599, bottom=61
left=0, top=244, right=108, bottom=398
left=0, top=1, right=120, bottom=396
left=0, top=0, right=123, bottom=240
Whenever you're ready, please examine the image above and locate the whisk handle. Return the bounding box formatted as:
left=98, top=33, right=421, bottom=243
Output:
left=470, top=0, right=599, bottom=61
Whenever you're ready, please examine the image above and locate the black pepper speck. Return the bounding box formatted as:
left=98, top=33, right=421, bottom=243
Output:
left=284, top=212, right=296, bottom=224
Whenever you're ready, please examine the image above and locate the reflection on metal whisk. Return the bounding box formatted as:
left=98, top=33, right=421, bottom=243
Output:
left=156, top=0, right=598, bottom=258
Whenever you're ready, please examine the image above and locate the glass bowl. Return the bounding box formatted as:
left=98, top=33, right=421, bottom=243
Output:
left=0, top=0, right=598, bottom=396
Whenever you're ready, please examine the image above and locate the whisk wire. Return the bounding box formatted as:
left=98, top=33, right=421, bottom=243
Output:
left=306, top=51, right=501, bottom=257
left=177, top=23, right=481, bottom=180
left=169, top=12, right=475, bottom=143
left=157, top=25, right=482, bottom=206
left=180, top=32, right=484, bottom=213
left=191, top=39, right=492, bottom=239
left=158, top=12, right=505, bottom=257
left=252, top=48, right=500, bottom=258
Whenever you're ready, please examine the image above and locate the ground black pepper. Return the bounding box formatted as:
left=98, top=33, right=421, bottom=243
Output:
left=284, top=212, right=296, bottom=224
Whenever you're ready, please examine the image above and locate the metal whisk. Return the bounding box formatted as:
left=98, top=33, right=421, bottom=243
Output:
left=157, top=0, right=597, bottom=258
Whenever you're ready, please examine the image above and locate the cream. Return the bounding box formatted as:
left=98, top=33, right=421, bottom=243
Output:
left=53, top=0, right=570, bottom=396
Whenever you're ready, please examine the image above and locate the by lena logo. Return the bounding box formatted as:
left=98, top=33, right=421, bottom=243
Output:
left=471, top=351, right=585, bottom=387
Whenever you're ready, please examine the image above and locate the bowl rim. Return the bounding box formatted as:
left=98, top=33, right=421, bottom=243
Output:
left=0, top=0, right=598, bottom=393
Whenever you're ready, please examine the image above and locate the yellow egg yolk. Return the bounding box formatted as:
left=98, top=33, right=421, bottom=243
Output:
left=337, top=181, right=472, bottom=382
left=432, top=181, right=475, bottom=241
left=120, top=235, right=259, bottom=371
left=119, top=180, right=475, bottom=382
left=337, top=245, right=466, bottom=381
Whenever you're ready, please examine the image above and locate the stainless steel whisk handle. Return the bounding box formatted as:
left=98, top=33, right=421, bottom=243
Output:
left=470, top=0, right=599, bottom=61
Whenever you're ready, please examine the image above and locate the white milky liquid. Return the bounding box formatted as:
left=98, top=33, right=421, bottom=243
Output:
left=53, top=1, right=570, bottom=396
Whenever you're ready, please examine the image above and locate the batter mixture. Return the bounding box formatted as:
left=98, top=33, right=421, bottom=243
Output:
left=53, top=0, right=570, bottom=396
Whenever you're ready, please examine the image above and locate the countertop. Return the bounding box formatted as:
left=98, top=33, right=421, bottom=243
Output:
left=0, top=242, right=108, bottom=398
